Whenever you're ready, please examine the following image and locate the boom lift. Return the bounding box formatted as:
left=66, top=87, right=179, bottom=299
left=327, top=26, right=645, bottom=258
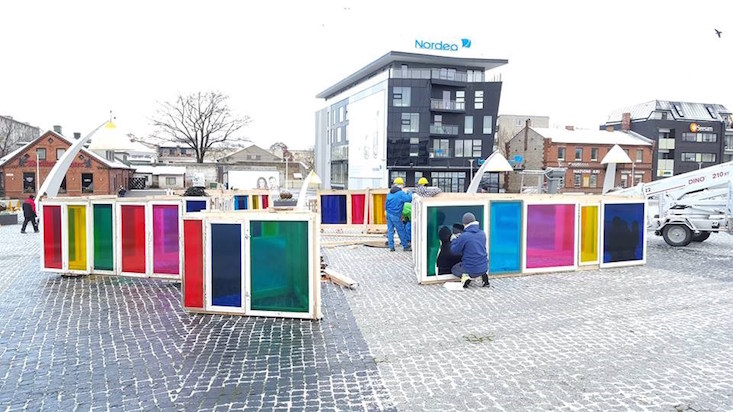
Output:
left=613, top=161, right=733, bottom=246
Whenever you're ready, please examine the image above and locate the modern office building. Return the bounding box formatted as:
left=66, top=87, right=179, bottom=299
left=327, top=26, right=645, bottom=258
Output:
left=602, top=100, right=732, bottom=178
left=315, top=51, right=507, bottom=191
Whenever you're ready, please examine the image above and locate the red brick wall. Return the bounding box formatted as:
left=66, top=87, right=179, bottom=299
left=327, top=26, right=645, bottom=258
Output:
left=0, top=132, right=132, bottom=199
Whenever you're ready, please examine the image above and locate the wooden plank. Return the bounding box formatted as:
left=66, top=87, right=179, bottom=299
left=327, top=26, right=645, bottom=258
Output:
left=323, top=268, right=358, bottom=289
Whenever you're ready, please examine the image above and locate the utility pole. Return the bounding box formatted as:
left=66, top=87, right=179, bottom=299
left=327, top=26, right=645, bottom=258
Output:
left=36, top=151, right=40, bottom=194
left=469, top=159, right=474, bottom=182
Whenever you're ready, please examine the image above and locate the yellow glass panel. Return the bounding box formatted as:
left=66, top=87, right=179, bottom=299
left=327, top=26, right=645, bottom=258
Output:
left=580, top=205, right=598, bottom=263
left=68, top=205, right=87, bottom=271
left=372, top=194, right=386, bottom=224
left=253, top=195, right=260, bottom=209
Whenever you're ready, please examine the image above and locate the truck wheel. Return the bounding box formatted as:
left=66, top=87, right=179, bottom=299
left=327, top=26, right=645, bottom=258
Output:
left=662, top=224, right=693, bottom=247
left=692, top=231, right=711, bottom=242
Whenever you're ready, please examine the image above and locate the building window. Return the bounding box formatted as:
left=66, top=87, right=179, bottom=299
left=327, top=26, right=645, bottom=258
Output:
left=454, top=139, right=482, bottom=157
left=81, top=173, right=94, bottom=193
left=410, top=137, right=419, bottom=157
left=582, top=175, right=590, bottom=188
left=482, top=116, right=492, bottom=134
left=393, top=87, right=411, bottom=107
left=166, top=177, right=176, bottom=185
left=673, top=104, right=684, bottom=117
left=431, top=139, right=450, bottom=158
left=726, top=134, right=733, bottom=150
left=573, top=173, right=581, bottom=188
left=401, top=113, right=419, bottom=133
left=467, top=70, right=483, bottom=82
left=590, top=174, right=598, bottom=188
left=681, top=153, right=717, bottom=163
left=23, top=172, right=35, bottom=193
left=474, top=91, right=484, bottom=109
left=591, top=147, right=598, bottom=161
left=390, top=171, right=407, bottom=184
left=682, top=132, right=717, bottom=143
left=36, top=148, right=46, bottom=161
left=336, top=128, right=342, bottom=143
left=464, top=116, right=473, bottom=134
left=330, top=162, right=347, bottom=185
left=456, top=91, right=465, bottom=106
left=56, top=148, right=66, bottom=160
left=558, top=147, right=566, bottom=160
left=338, top=107, right=344, bottom=122
left=432, top=171, right=466, bottom=192
left=575, top=147, right=583, bottom=161
left=636, top=149, right=643, bottom=162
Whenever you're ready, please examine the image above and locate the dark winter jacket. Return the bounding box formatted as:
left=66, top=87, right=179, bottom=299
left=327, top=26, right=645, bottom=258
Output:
left=437, top=226, right=461, bottom=275
left=450, top=222, right=488, bottom=275
left=385, top=185, right=412, bottom=216
left=22, top=198, right=36, bottom=219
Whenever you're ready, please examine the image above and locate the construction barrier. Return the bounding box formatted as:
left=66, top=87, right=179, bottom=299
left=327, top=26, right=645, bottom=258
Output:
left=182, top=210, right=321, bottom=320
left=412, top=193, right=646, bottom=284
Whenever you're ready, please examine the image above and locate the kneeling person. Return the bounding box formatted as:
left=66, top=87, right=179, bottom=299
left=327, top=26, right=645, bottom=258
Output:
left=450, top=212, right=489, bottom=288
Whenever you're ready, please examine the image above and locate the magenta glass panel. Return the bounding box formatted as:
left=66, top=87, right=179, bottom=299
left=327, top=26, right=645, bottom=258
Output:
left=152, top=204, right=180, bottom=275
left=526, top=204, right=576, bottom=269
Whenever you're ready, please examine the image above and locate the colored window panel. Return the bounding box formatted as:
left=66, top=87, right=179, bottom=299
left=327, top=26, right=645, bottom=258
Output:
left=525, top=204, right=576, bottom=269
left=234, top=195, right=248, bottom=210
left=186, top=200, right=207, bottom=213
left=252, top=196, right=260, bottom=209
left=489, top=201, right=522, bottom=274
left=580, top=205, right=599, bottom=263
left=603, top=203, right=644, bottom=263
left=426, top=205, right=484, bottom=276
left=67, top=205, right=87, bottom=271
left=261, top=195, right=269, bottom=209
left=43, top=205, right=63, bottom=269
left=210, top=224, right=242, bottom=307
left=372, top=194, right=386, bottom=224
left=152, top=205, right=180, bottom=275
left=93, top=204, right=114, bottom=271
left=183, top=220, right=204, bottom=308
left=250, top=220, right=309, bottom=313
left=351, top=194, right=367, bottom=224
left=121, top=205, right=146, bottom=274
left=321, top=195, right=347, bottom=224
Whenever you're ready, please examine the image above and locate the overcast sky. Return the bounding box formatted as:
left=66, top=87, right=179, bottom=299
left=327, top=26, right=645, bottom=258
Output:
left=1, top=0, right=731, bottom=150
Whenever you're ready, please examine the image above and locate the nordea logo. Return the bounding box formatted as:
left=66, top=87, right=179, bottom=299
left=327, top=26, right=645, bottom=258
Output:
left=415, top=38, right=471, bottom=51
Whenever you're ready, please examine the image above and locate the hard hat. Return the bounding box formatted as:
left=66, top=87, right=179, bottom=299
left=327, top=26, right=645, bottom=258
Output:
left=393, top=177, right=404, bottom=185
left=417, top=177, right=429, bottom=186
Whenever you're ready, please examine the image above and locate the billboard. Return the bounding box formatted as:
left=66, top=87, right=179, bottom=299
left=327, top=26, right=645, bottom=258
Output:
left=227, top=170, right=280, bottom=190
left=347, top=86, right=387, bottom=188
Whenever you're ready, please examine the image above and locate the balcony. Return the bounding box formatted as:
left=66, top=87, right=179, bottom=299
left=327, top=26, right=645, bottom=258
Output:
left=430, top=124, right=459, bottom=136
left=430, top=99, right=465, bottom=112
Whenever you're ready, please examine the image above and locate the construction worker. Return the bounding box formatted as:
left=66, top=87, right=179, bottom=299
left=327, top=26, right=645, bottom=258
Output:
left=450, top=212, right=490, bottom=288
left=413, top=177, right=442, bottom=198
left=385, top=177, right=412, bottom=252
left=402, top=201, right=412, bottom=245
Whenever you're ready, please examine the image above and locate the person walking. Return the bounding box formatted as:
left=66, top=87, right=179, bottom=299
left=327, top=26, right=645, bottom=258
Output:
left=385, top=178, right=412, bottom=252
left=450, top=212, right=490, bottom=288
left=21, top=194, right=38, bottom=233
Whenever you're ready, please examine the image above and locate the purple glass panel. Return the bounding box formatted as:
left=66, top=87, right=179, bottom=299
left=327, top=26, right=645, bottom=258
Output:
left=153, top=204, right=180, bottom=275
left=526, top=204, right=576, bottom=269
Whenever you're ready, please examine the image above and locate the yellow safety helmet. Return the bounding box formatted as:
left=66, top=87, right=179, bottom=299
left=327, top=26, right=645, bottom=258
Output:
left=393, top=177, right=405, bottom=185
left=417, top=177, right=429, bottom=186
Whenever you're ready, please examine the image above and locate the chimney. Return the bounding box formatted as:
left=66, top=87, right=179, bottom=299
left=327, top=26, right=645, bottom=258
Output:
left=621, top=112, right=631, bottom=131
left=53, top=125, right=62, bottom=134
left=73, top=132, right=81, bottom=140
left=565, top=125, right=574, bottom=131
left=525, top=118, right=532, bottom=128
left=606, top=125, right=614, bottom=132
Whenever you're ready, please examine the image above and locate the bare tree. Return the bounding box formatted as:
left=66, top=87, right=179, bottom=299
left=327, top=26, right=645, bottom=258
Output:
left=0, top=117, right=17, bottom=158
left=152, top=92, right=251, bottom=163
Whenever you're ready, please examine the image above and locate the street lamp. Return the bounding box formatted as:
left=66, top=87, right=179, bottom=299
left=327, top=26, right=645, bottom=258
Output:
left=36, top=151, right=40, bottom=194
left=468, top=159, right=474, bottom=182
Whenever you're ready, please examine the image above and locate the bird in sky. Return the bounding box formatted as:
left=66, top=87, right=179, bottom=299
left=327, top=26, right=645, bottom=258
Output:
left=715, top=29, right=722, bottom=38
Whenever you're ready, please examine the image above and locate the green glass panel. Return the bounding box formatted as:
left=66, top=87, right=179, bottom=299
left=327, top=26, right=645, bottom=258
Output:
left=250, top=220, right=309, bottom=312
left=426, top=205, right=484, bottom=276
left=93, top=204, right=114, bottom=271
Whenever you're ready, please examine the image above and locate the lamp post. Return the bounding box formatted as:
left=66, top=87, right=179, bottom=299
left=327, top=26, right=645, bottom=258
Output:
left=468, top=159, right=474, bottom=182
left=36, top=151, right=40, bottom=194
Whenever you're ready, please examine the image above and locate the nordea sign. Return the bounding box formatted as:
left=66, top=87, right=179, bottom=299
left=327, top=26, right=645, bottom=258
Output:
left=415, top=38, right=471, bottom=52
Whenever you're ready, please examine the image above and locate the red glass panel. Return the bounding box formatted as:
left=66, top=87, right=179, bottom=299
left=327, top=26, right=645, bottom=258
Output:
left=261, top=195, right=269, bottom=209
left=351, top=194, right=366, bottom=224
left=121, top=205, right=146, bottom=273
left=183, top=220, right=204, bottom=308
left=43, top=205, right=63, bottom=269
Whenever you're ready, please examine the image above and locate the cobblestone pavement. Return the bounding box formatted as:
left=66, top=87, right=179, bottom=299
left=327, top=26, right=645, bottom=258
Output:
left=325, top=232, right=733, bottom=411
left=0, top=224, right=393, bottom=411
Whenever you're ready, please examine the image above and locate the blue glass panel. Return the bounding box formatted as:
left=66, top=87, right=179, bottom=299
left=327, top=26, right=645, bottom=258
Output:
left=211, top=223, right=242, bottom=307
left=603, top=203, right=644, bottom=263
left=321, top=195, right=347, bottom=224
left=234, top=196, right=248, bottom=210
left=186, top=200, right=207, bottom=213
left=489, top=201, right=522, bottom=274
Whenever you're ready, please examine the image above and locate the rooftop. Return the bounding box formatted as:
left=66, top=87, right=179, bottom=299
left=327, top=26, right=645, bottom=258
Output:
left=316, top=51, right=508, bottom=99
left=532, top=127, right=653, bottom=146
left=606, top=100, right=732, bottom=123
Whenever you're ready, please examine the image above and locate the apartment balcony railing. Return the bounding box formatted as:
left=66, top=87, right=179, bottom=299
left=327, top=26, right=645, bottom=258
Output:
left=429, top=124, right=459, bottom=135
left=430, top=99, right=465, bottom=112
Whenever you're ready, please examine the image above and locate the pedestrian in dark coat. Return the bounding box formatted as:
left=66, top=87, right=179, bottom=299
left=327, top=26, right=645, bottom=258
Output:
left=21, top=194, right=38, bottom=233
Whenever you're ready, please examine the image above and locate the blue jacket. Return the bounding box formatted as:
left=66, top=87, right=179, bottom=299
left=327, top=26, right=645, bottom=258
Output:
left=385, top=186, right=412, bottom=216
left=450, top=222, right=488, bottom=275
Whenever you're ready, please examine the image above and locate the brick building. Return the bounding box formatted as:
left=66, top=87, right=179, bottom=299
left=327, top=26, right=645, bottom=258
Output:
left=506, top=126, right=653, bottom=193
left=0, top=130, right=133, bottom=199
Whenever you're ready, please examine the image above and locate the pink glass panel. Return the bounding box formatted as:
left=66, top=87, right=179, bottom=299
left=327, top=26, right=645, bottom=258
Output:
left=526, top=204, right=576, bottom=269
